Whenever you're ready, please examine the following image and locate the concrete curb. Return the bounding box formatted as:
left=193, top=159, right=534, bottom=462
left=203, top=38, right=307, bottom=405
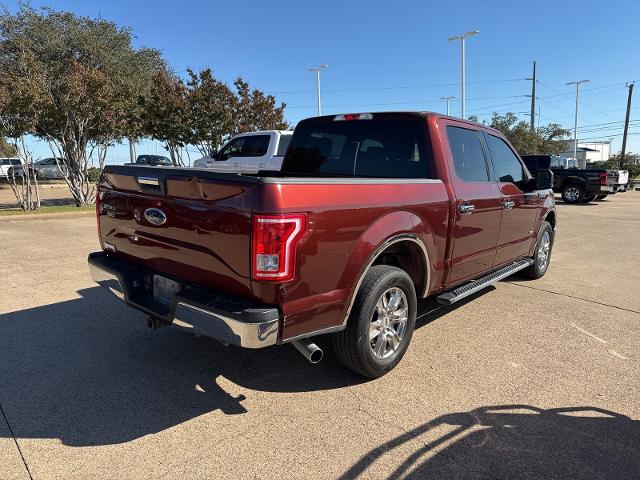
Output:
left=0, top=210, right=94, bottom=222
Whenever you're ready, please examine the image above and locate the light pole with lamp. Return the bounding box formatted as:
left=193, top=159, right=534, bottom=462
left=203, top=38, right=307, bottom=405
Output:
left=448, top=30, right=479, bottom=119
left=308, top=64, right=328, bottom=116
left=566, top=79, right=590, bottom=160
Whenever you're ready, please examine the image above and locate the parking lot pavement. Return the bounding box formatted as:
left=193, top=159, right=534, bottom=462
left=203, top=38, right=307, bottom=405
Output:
left=0, top=193, right=639, bottom=479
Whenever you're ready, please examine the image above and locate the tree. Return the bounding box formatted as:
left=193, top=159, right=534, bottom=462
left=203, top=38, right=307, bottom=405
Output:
left=469, top=113, right=570, bottom=156
left=0, top=137, right=17, bottom=157
left=141, top=70, right=191, bottom=165
left=0, top=68, right=40, bottom=210
left=231, top=78, right=289, bottom=135
left=0, top=6, right=165, bottom=205
left=142, top=69, right=289, bottom=161
left=187, top=68, right=235, bottom=157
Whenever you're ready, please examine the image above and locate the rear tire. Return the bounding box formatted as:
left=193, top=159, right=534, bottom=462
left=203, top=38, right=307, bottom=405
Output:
left=524, top=221, right=554, bottom=279
left=583, top=194, right=596, bottom=203
left=596, top=194, right=608, bottom=201
left=561, top=183, right=585, bottom=204
left=332, top=265, right=417, bottom=378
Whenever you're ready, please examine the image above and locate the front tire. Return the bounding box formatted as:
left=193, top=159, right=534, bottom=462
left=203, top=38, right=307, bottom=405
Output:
left=524, top=221, right=554, bottom=279
left=561, top=183, right=585, bottom=204
left=332, top=265, right=417, bottom=378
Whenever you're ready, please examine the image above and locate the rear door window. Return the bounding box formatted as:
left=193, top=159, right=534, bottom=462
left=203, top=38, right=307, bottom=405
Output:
left=282, top=119, right=430, bottom=178
left=446, top=126, right=490, bottom=182
left=242, top=135, right=270, bottom=157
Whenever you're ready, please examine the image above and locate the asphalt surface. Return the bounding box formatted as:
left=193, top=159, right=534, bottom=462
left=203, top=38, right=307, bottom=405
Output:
left=0, top=193, right=639, bottom=479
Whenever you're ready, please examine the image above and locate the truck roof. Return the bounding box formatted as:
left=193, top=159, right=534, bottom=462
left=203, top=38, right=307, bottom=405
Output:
left=299, top=111, right=506, bottom=137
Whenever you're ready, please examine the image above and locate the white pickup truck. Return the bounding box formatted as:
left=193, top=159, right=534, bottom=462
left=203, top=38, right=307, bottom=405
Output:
left=193, top=130, right=292, bottom=173
left=611, top=170, right=629, bottom=192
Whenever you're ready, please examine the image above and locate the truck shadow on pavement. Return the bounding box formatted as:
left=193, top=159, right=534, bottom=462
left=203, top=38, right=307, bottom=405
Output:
left=0, top=287, right=369, bottom=446
left=0, top=286, right=530, bottom=447
left=339, top=404, right=640, bottom=480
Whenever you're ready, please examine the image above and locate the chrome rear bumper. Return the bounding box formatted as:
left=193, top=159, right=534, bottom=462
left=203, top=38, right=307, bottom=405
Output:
left=88, top=252, right=279, bottom=348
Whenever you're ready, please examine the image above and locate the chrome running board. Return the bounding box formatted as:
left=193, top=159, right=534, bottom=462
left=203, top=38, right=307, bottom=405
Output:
left=437, top=258, right=534, bottom=305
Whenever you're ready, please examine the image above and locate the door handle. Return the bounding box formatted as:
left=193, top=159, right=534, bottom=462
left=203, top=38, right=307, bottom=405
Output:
left=233, top=162, right=239, bottom=167
left=502, top=200, right=515, bottom=210
left=458, top=203, right=475, bottom=215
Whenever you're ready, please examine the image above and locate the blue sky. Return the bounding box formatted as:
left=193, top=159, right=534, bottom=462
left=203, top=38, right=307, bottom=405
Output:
left=7, top=0, right=640, bottom=162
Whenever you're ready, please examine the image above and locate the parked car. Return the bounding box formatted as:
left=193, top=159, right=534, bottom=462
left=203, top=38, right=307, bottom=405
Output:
left=0, top=157, right=22, bottom=177
left=193, top=130, right=292, bottom=173
left=88, top=112, right=556, bottom=378
left=8, top=157, right=66, bottom=179
left=125, top=154, right=173, bottom=166
left=522, top=155, right=613, bottom=203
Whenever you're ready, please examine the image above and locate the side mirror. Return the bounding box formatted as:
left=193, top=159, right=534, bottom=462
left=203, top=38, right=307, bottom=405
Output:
left=534, top=169, right=553, bottom=190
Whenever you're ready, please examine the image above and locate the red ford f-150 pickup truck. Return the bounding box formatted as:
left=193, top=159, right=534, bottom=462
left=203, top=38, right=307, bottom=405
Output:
left=89, top=112, right=556, bottom=378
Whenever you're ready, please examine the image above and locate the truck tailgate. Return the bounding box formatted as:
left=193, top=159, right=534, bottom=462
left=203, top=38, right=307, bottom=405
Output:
left=97, top=166, right=257, bottom=297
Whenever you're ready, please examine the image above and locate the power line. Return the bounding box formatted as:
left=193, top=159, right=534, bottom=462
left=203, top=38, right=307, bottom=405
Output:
left=537, top=80, right=620, bottom=121
left=269, top=78, right=528, bottom=95
left=321, top=60, right=533, bottom=80
left=285, top=95, right=526, bottom=110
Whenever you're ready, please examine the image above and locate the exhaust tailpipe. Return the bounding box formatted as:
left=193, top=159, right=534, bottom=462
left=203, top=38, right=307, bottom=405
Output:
left=147, top=316, right=169, bottom=330
left=292, top=339, right=323, bottom=364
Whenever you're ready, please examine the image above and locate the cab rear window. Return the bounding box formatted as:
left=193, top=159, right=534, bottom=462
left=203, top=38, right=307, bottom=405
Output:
left=281, top=119, right=431, bottom=178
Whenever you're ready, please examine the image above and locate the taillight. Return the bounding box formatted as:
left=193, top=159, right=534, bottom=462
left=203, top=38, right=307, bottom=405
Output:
left=599, top=172, right=608, bottom=185
left=252, top=214, right=307, bottom=281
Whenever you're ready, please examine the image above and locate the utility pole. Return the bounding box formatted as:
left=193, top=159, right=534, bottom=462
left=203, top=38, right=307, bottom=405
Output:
left=440, top=96, right=455, bottom=115
left=527, top=61, right=537, bottom=130
left=448, top=30, right=479, bottom=119
left=308, top=64, right=328, bottom=116
left=566, top=79, right=590, bottom=160
left=620, top=82, right=635, bottom=167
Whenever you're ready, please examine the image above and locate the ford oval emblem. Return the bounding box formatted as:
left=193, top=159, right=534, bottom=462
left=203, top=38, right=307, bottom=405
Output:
left=144, top=208, right=167, bottom=226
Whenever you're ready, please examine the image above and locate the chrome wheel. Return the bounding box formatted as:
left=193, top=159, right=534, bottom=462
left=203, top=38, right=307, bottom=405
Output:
left=537, top=230, right=551, bottom=270
left=564, top=186, right=580, bottom=202
left=369, top=287, right=408, bottom=360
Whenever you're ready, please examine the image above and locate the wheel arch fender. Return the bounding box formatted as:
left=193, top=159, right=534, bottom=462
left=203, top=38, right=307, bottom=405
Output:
left=530, top=207, right=557, bottom=256
left=337, top=210, right=435, bottom=327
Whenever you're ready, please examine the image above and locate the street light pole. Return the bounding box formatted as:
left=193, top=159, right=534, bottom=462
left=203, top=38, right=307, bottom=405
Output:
left=440, top=96, right=456, bottom=115
left=566, top=80, right=590, bottom=160
left=448, top=30, right=479, bottom=119
left=308, top=64, right=328, bottom=116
